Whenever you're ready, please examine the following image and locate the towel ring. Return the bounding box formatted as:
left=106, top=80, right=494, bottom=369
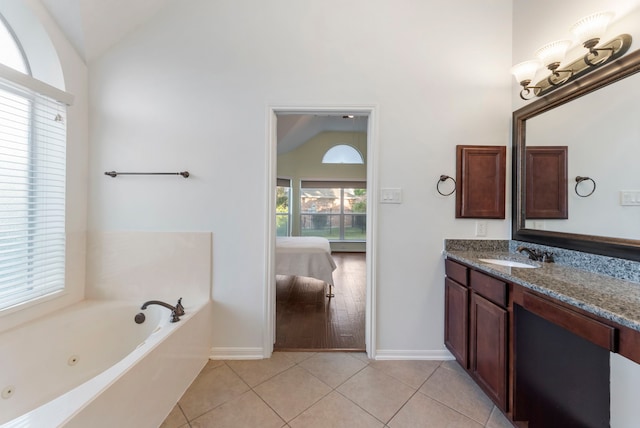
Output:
left=437, top=175, right=456, bottom=196
left=575, top=176, right=596, bottom=197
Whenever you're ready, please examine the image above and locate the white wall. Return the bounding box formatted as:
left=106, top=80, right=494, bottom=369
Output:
left=87, top=0, right=512, bottom=357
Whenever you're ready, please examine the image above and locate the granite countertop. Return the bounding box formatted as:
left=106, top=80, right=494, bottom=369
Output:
left=444, top=249, right=640, bottom=333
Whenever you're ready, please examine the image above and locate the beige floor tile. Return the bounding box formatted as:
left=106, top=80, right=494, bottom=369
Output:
left=178, top=364, right=250, bottom=420
left=440, top=359, right=465, bottom=374
left=190, top=391, right=286, bottom=428
left=351, top=352, right=372, bottom=364
left=159, top=404, right=188, bottom=428
left=276, top=351, right=316, bottom=364
left=419, top=366, right=493, bottom=425
left=388, top=392, right=483, bottom=428
left=367, top=360, right=441, bottom=389
left=289, top=391, right=384, bottom=428
left=486, top=405, right=513, bottom=428
left=336, top=366, right=416, bottom=424
left=206, top=359, right=226, bottom=369
left=298, top=352, right=368, bottom=388
left=226, top=352, right=296, bottom=387
left=254, top=366, right=332, bottom=422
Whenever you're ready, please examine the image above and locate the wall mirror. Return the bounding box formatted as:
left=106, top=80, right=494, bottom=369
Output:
left=512, top=48, right=640, bottom=262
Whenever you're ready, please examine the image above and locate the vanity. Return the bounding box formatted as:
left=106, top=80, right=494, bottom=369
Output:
left=444, top=241, right=640, bottom=427
left=444, top=47, right=640, bottom=427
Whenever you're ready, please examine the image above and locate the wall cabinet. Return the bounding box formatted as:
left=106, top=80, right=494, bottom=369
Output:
left=455, top=145, right=506, bottom=219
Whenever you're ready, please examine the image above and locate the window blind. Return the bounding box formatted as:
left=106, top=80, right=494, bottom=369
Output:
left=277, top=177, right=291, bottom=187
left=0, top=79, right=66, bottom=310
left=300, top=180, right=366, bottom=189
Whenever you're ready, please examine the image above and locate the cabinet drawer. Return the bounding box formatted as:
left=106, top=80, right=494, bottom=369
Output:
left=470, top=270, right=507, bottom=307
left=445, top=259, right=468, bottom=286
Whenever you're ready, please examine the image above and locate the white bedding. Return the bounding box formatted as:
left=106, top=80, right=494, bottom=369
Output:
left=275, top=237, right=337, bottom=286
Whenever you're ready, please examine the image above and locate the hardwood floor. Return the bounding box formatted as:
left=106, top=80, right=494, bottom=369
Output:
left=274, top=252, right=366, bottom=351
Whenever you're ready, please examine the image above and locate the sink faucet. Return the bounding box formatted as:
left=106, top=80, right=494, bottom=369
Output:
left=516, top=246, right=543, bottom=261
left=140, top=300, right=181, bottom=322
left=516, top=246, right=554, bottom=263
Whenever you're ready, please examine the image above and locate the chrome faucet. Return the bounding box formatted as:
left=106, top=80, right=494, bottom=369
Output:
left=140, top=300, right=181, bottom=322
left=516, top=246, right=554, bottom=263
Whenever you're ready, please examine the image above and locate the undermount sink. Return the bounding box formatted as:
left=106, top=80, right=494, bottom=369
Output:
left=478, top=258, right=539, bottom=268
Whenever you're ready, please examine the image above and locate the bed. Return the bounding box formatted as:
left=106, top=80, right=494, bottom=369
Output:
left=275, top=236, right=337, bottom=297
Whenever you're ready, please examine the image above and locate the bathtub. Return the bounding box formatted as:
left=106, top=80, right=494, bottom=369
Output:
left=1, top=299, right=213, bottom=427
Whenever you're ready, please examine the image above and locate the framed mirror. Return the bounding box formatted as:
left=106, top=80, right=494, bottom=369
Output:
left=512, top=48, right=640, bottom=262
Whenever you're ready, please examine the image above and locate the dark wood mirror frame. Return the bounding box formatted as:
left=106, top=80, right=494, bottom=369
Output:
left=512, top=48, right=640, bottom=262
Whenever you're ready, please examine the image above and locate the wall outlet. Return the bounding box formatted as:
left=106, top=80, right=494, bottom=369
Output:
left=475, top=221, right=487, bottom=237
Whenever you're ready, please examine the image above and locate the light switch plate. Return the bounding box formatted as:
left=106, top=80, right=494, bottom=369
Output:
left=620, top=191, right=640, bottom=206
left=380, top=188, right=402, bottom=204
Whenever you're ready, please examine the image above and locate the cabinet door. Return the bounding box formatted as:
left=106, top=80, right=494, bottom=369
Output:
left=456, top=145, right=506, bottom=218
left=445, top=277, right=469, bottom=368
left=470, top=292, right=507, bottom=410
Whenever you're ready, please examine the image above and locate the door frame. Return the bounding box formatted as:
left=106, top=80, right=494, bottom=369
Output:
left=264, top=105, right=378, bottom=359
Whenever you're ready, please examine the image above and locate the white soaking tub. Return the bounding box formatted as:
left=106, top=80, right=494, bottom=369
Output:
left=0, top=299, right=212, bottom=427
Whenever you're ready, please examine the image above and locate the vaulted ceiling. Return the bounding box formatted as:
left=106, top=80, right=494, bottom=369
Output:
left=39, top=1, right=368, bottom=153
left=40, top=0, right=174, bottom=62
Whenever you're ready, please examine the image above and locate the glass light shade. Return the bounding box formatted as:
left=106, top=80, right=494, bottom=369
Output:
left=570, top=11, right=614, bottom=45
left=535, top=40, right=573, bottom=67
left=511, top=60, right=541, bottom=84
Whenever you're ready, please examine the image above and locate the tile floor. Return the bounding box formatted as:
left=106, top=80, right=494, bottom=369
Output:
left=161, top=352, right=514, bottom=428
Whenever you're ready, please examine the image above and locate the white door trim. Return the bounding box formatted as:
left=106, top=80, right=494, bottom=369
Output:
left=264, top=105, right=378, bottom=359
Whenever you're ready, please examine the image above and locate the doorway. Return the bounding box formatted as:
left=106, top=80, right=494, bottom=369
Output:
left=265, top=106, right=377, bottom=358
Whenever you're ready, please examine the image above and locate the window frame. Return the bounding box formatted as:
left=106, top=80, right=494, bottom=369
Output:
left=0, top=16, right=69, bottom=313
left=299, top=180, right=366, bottom=242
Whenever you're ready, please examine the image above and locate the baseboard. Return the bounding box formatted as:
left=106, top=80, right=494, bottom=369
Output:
left=209, top=347, right=265, bottom=360
left=374, top=349, right=455, bottom=361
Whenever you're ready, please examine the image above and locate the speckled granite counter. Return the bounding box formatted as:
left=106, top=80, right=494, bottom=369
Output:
left=443, top=244, right=640, bottom=333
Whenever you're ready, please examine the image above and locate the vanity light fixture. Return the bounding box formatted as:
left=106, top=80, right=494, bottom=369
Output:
left=511, top=11, right=631, bottom=100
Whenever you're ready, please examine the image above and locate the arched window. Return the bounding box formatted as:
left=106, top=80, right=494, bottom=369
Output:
left=322, top=144, right=364, bottom=164
left=0, top=15, right=29, bottom=74
left=0, top=15, right=68, bottom=311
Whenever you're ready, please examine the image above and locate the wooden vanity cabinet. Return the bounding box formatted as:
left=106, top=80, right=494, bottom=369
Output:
left=444, top=259, right=469, bottom=368
left=469, top=270, right=508, bottom=411
left=444, top=259, right=509, bottom=411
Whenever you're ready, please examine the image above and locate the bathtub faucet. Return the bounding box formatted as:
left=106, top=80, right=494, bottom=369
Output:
left=140, top=300, right=181, bottom=323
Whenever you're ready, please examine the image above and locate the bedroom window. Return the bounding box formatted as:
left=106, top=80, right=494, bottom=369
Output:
left=0, top=16, right=67, bottom=311
left=300, top=180, right=366, bottom=241
left=276, top=178, right=291, bottom=236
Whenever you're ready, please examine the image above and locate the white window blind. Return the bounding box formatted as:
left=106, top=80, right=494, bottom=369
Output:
left=0, top=79, right=66, bottom=310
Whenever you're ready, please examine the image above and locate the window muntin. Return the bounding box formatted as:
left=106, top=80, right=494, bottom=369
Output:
left=300, top=181, right=366, bottom=241
left=0, top=18, right=66, bottom=311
